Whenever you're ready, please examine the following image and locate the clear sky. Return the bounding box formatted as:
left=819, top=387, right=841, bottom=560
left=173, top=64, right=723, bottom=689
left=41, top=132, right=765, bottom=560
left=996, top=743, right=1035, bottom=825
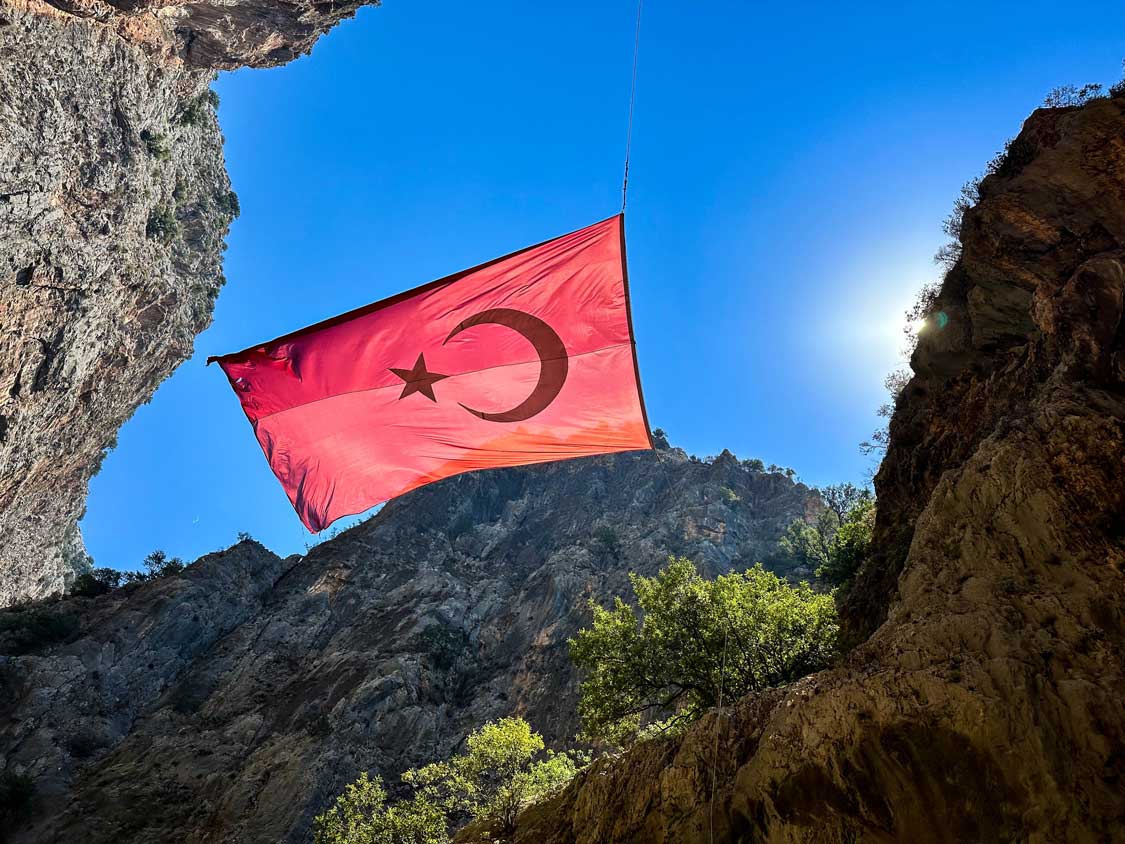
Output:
left=82, top=0, right=1124, bottom=571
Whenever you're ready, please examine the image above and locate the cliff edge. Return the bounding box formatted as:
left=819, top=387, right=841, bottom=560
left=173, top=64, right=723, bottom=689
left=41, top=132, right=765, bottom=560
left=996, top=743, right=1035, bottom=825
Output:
left=0, top=0, right=381, bottom=605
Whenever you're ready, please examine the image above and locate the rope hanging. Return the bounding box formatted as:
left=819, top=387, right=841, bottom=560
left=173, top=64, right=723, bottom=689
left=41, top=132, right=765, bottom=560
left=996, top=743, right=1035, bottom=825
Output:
left=621, top=0, right=644, bottom=212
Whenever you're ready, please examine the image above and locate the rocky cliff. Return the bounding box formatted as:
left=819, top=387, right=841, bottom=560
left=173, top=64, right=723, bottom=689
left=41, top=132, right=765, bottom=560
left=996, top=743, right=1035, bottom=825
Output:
left=484, top=96, right=1125, bottom=843
left=0, top=0, right=382, bottom=606
left=0, top=446, right=818, bottom=842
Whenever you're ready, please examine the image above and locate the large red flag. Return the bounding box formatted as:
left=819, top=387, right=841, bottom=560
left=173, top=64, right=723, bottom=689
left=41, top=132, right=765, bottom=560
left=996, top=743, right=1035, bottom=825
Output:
left=210, top=215, right=652, bottom=532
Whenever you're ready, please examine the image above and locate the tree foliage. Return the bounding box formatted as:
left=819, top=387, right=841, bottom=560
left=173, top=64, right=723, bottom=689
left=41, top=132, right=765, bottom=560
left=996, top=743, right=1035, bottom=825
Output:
left=123, top=552, right=176, bottom=587
left=404, top=717, right=582, bottom=834
left=1043, top=82, right=1104, bottom=108
left=569, top=557, right=838, bottom=743
left=72, top=568, right=124, bottom=597
left=313, top=719, right=583, bottom=844
left=313, top=773, right=445, bottom=844
left=780, top=486, right=875, bottom=587
left=814, top=496, right=875, bottom=586
left=820, top=482, right=870, bottom=523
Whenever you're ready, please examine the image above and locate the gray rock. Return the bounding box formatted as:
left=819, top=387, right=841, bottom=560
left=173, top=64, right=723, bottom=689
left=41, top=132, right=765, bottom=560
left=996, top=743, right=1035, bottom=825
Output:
left=0, top=0, right=390, bottom=607
left=0, top=4, right=234, bottom=605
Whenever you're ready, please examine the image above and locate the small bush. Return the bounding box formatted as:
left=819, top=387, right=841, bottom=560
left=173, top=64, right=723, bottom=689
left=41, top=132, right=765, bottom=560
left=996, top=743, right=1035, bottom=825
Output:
left=986, top=136, right=1036, bottom=180
left=178, top=90, right=219, bottom=127
left=66, top=730, right=106, bottom=760
left=1043, top=83, right=1104, bottom=108
left=139, top=129, right=171, bottom=161
left=591, top=525, right=620, bottom=559
left=0, top=608, right=79, bottom=655
left=415, top=623, right=466, bottom=671
left=146, top=207, right=179, bottom=244
left=120, top=550, right=185, bottom=586
left=934, top=178, right=981, bottom=270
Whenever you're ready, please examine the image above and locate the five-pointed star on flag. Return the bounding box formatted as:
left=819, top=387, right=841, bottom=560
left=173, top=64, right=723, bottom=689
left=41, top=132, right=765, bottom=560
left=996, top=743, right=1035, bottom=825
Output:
left=390, top=353, right=448, bottom=402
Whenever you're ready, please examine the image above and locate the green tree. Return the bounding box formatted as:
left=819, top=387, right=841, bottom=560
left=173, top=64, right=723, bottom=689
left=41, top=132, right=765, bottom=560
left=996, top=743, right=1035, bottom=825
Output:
left=778, top=509, right=836, bottom=572
left=779, top=489, right=875, bottom=588
left=314, top=719, right=582, bottom=843
left=815, top=496, right=875, bottom=587
left=313, top=773, right=446, bottom=844
left=820, top=483, right=872, bottom=523
left=405, top=718, right=581, bottom=834
left=72, top=567, right=124, bottom=597
left=141, top=550, right=184, bottom=579
left=569, top=557, right=838, bottom=743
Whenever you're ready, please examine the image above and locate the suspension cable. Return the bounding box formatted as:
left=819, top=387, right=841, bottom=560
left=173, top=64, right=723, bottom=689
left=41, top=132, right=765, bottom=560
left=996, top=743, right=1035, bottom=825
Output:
left=621, top=0, right=644, bottom=212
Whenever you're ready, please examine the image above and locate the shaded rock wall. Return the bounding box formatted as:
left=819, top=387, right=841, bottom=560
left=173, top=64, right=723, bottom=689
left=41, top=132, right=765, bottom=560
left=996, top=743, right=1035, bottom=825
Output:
left=0, top=0, right=378, bottom=605
left=490, top=96, right=1125, bottom=844
left=0, top=447, right=818, bottom=843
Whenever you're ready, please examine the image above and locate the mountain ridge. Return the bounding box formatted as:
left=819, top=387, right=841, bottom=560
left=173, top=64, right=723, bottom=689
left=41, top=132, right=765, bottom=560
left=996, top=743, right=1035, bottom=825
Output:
left=1, top=445, right=821, bottom=842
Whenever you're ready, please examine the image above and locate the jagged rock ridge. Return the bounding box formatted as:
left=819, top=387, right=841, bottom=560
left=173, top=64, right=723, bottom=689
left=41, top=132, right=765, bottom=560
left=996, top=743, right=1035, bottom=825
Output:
left=0, top=446, right=819, bottom=842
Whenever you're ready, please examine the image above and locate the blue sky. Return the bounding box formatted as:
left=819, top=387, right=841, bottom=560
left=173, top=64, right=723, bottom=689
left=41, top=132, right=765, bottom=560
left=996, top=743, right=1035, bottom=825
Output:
left=82, top=0, right=1124, bottom=570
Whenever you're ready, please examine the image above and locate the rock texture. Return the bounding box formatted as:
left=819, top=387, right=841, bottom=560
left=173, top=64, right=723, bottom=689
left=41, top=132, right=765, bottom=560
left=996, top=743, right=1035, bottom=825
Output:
left=488, top=96, right=1125, bottom=843
left=0, top=0, right=379, bottom=606
left=0, top=447, right=817, bottom=843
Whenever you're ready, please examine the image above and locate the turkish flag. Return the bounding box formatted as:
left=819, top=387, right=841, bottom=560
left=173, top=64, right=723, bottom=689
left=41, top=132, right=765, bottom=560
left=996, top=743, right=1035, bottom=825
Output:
left=210, top=215, right=652, bottom=532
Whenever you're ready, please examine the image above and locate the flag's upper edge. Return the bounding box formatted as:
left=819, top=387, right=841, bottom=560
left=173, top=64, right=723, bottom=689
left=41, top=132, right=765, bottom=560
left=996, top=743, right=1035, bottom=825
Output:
left=206, top=213, right=625, bottom=366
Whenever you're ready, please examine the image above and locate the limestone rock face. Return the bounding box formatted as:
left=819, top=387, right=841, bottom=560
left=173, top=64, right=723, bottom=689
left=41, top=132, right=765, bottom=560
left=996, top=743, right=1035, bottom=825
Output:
left=491, top=97, right=1125, bottom=844
left=0, top=447, right=817, bottom=843
left=0, top=0, right=379, bottom=605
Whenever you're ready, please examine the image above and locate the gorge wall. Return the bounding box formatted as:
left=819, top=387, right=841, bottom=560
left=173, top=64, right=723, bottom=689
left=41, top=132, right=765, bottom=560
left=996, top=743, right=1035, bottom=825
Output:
left=3, top=1, right=1123, bottom=841
left=487, top=95, right=1125, bottom=843
left=0, top=0, right=382, bottom=606
left=0, top=447, right=818, bottom=842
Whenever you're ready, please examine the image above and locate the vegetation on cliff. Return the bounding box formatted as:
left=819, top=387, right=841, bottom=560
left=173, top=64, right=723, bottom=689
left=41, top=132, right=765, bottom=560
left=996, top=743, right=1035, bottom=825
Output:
left=316, top=553, right=838, bottom=842
left=570, top=557, right=838, bottom=743
left=314, top=718, right=583, bottom=844
left=777, top=484, right=875, bottom=588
